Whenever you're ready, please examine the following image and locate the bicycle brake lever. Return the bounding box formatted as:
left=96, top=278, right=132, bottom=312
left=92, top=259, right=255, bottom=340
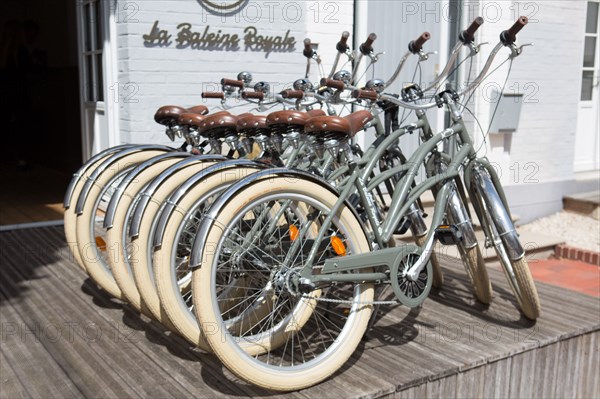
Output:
left=467, top=41, right=488, bottom=55
left=510, top=42, right=533, bottom=58
left=419, top=50, right=437, bottom=61
left=367, top=51, right=384, bottom=63
left=344, top=48, right=355, bottom=60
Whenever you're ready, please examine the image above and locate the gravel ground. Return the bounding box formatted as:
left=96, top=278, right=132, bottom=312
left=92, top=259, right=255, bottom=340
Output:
left=519, top=211, right=600, bottom=253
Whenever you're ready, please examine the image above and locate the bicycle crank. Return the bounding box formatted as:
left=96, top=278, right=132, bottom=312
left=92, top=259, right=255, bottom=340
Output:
left=390, top=244, right=433, bottom=308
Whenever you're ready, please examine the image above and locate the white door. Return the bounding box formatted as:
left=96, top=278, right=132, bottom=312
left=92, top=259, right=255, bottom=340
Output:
left=76, top=0, right=119, bottom=161
left=362, top=0, right=448, bottom=158
left=575, top=0, right=600, bottom=172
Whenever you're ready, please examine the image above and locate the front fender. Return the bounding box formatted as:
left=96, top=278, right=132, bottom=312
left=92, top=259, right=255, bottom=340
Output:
left=128, top=155, right=228, bottom=238
left=152, top=159, right=268, bottom=247
left=74, top=145, right=175, bottom=215
left=188, top=168, right=371, bottom=269
left=64, top=144, right=135, bottom=209
left=103, top=152, right=191, bottom=229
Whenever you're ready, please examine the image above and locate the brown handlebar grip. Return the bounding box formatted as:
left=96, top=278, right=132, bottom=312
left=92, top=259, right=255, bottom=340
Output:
left=303, top=38, right=314, bottom=58
left=466, top=16, right=484, bottom=36
left=320, top=78, right=345, bottom=91
left=337, top=31, right=350, bottom=52
left=508, top=16, right=528, bottom=36
left=501, top=16, right=528, bottom=45
left=202, top=92, right=225, bottom=99
left=242, top=91, right=265, bottom=100
left=409, top=32, right=431, bottom=53
left=351, top=89, right=378, bottom=101
left=460, top=17, right=484, bottom=44
left=280, top=90, right=305, bottom=99
left=221, top=78, right=244, bottom=88
left=359, top=33, right=377, bottom=55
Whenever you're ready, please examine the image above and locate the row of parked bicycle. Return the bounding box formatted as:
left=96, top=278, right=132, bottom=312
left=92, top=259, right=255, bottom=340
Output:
left=64, top=16, right=539, bottom=390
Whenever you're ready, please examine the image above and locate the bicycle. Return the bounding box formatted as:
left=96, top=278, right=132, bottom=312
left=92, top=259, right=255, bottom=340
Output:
left=186, top=16, right=539, bottom=391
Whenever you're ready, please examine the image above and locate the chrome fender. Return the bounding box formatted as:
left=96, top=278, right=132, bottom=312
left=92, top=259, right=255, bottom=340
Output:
left=471, top=167, right=524, bottom=260
left=152, top=159, right=268, bottom=248
left=128, top=155, right=227, bottom=238
left=63, top=144, right=135, bottom=209
left=188, top=168, right=370, bottom=269
left=103, top=152, right=192, bottom=229
left=74, top=145, right=175, bottom=215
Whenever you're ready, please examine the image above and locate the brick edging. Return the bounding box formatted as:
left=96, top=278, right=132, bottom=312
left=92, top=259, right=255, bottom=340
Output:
left=555, top=244, right=600, bottom=266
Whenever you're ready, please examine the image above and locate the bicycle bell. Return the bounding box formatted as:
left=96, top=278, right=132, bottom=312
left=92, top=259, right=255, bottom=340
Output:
left=293, top=78, right=314, bottom=92
left=365, top=79, right=385, bottom=93
left=254, top=81, right=270, bottom=93
left=333, top=70, right=352, bottom=85
left=237, top=71, right=253, bottom=84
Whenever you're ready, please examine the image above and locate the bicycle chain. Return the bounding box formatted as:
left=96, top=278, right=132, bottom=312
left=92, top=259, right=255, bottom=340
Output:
left=301, top=295, right=399, bottom=306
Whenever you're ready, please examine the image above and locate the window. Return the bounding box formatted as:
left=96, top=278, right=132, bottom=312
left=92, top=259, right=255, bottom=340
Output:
left=581, top=2, right=599, bottom=101
left=81, top=0, right=104, bottom=102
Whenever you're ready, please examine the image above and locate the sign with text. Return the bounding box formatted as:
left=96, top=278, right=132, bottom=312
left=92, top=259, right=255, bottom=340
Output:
left=143, top=20, right=296, bottom=57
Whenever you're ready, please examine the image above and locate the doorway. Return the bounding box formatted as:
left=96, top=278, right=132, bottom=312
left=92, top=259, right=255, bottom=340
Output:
left=575, top=0, right=600, bottom=172
left=0, top=0, right=82, bottom=226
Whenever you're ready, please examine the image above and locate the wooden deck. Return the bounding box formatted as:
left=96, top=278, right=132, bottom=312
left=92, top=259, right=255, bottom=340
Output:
left=0, top=165, right=69, bottom=226
left=1, top=226, right=598, bottom=398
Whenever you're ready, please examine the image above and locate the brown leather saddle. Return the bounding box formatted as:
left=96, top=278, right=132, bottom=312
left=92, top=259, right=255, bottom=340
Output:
left=305, top=110, right=373, bottom=140
left=154, top=105, right=209, bottom=126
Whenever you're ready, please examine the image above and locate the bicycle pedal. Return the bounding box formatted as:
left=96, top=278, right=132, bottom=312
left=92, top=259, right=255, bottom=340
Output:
left=434, top=224, right=462, bottom=245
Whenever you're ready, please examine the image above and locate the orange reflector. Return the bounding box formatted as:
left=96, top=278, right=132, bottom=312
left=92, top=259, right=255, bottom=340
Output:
left=289, top=225, right=299, bottom=241
left=330, top=236, right=346, bottom=256
left=95, top=236, right=107, bottom=251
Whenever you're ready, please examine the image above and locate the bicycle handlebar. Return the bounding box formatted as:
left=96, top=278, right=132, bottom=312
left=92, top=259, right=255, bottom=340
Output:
left=202, top=92, right=225, bottom=99
left=359, top=33, right=377, bottom=55
left=221, top=78, right=244, bottom=88
left=508, top=16, right=528, bottom=37
left=352, top=89, right=378, bottom=101
left=303, top=38, right=314, bottom=58
left=460, top=16, right=484, bottom=44
left=408, top=32, right=431, bottom=54
left=242, top=91, right=264, bottom=100
left=501, top=16, right=528, bottom=45
left=320, top=78, right=345, bottom=91
left=280, top=89, right=305, bottom=99
left=337, top=31, right=350, bottom=53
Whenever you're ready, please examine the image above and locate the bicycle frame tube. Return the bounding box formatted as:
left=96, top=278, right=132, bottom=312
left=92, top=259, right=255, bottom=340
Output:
left=300, top=120, right=472, bottom=276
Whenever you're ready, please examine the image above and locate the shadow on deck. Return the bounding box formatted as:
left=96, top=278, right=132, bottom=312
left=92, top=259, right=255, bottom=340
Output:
left=1, top=227, right=598, bottom=398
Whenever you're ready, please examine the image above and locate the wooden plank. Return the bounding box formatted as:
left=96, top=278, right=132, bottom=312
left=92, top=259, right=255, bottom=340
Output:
left=531, top=337, right=560, bottom=398
left=454, top=366, right=484, bottom=398
left=0, top=348, right=30, bottom=399
left=22, top=228, right=267, bottom=398
left=1, top=226, right=599, bottom=398
left=0, top=252, right=139, bottom=398
left=482, top=357, right=512, bottom=399
left=9, top=228, right=255, bottom=399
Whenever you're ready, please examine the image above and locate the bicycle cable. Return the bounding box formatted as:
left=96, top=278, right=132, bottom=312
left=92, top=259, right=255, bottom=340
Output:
left=458, top=56, right=513, bottom=155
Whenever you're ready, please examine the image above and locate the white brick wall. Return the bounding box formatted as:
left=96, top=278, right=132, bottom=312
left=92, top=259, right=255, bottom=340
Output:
left=113, top=0, right=353, bottom=146
left=109, top=0, right=591, bottom=219
left=464, top=1, right=588, bottom=185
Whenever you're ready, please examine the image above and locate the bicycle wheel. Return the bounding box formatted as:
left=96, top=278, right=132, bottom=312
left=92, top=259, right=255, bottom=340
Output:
left=473, top=171, right=540, bottom=319
left=127, top=160, right=219, bottom=330
left=192, top=176, right=374, bottom=391
left=153, top=166, right=260, bottom=349
left=75, top=150, right=169, bottom=299
left=445, top=190, right=493, bottom=304
left=64, top=145, right=134, bottom=272
left=456, top=244, right=492, bottom=304
left=105, top=157, right=185, bottom=313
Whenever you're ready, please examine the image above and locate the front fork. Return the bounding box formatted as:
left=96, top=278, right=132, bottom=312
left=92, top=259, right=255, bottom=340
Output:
left=467, top=163, right=524, bottom=260
left=445, top=185, right=478, bottom=249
